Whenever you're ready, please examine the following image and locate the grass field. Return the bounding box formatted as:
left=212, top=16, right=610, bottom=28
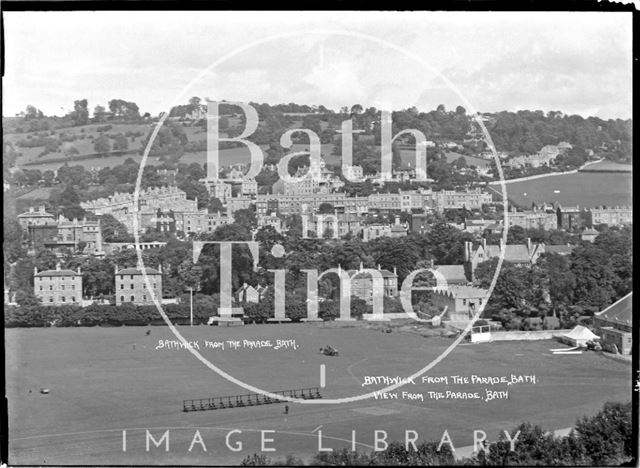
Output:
left=6, top=323, right=631, bottom=465
left=499, top=171, right=632, bottom=208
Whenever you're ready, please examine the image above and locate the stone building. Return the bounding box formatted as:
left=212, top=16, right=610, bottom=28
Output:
left=18, top=205, right=56, bottom=229
left=593, top=292, right=632, bottom=355
left=347, top=264, right=398, bottom=305
left=34, top=263, right=83, bottom=306
left=115, top=263, right=163, bottom=306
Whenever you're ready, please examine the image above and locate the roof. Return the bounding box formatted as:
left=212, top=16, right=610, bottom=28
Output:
left=433, top=265, right=467, bottom=284
left=348, top=269, right=397, bottom=279
left=563, top=325, right=599, bottom=341
left=391, top=224, right=407, bottom=232
left=483, top=244, right=532, bottom=263
left=434, top=285, right=488, bottom=299
left=117, top=267, right=161, bottom=275
left=35, top=269, right=79, bottom=277
left=582, top=228, right=599, bottom=235
left=596, top=293, right=632, bottom=326
left=18, top=211, right=54, bottom=218
left=545, top=245, right=575, bottom=255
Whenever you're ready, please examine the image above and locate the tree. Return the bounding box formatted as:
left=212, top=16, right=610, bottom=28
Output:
left=317, top=203, right=334, bottom=214
left=100, top=214, right=133, bottom=242
left=455, top=105, right=466, bottom=115
left=507, top=225, right=527, bottom=244
left=94, top=135, right=112, bottom=154
left=350, top=104, right=363, bottom=115
left=72, top=99, right=89, bottom=126
left=233, top=208, right=257, bottom=231
left=25, top=105, right=44, bottom=120
left=112, top=134, right=129, bottom=151
left=208, top=197, right=224, bottom=214
left=93, top=105, right=107, bottom=123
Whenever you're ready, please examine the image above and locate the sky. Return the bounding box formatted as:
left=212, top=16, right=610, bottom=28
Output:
left=2, top=11, right=633, bottom=120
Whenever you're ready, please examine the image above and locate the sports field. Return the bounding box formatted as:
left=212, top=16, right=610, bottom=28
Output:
left=6, top=323, right=631, bottom=465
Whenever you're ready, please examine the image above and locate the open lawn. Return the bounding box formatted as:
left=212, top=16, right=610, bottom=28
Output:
left=6, top=324, right=631, bottom=465
left=495, top=171, right=632, bottom=208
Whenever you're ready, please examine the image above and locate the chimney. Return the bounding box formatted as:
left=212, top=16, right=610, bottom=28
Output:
left=393, top=266, right=397, bottom=276
left=526, top=238, right=532, bottom=252
left=359, top=261, right=363, bottom=272
left=377, top=264, right=381, bottom=270
left=430, top=258, right=435, bottom=269
left=463, top=241, right=472, bottom=262
left=29, top=207, right=34, bottom=213
left=77, top=267, right=81, bottom=275
left=395, top=216, right=400, bottom=225
left=56, top=262, right=61, bottom=271
left=115, top=264, right=118, bottom=275
left=39, top=205, right=46, bottom=213
left=482, top=238, right=487, bottom=250
left=158, top=264, right=162, bottom=274
left=34, top=266, right=38, bottom=275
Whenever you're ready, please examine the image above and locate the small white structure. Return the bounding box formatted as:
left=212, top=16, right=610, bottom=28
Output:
left=559, top=325, right=599, bottom=348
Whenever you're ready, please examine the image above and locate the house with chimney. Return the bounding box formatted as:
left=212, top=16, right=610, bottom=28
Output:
left=430, top=285, right=489, bottom=322
left=34, top=263, right=83, bottom=306
left=593, top=293, right=632, bottom=355
left=463, top=238, right=545, bottom=281
left=347, top=263, right=398, bottom=305
left=115, top=263, right=163, bottom=306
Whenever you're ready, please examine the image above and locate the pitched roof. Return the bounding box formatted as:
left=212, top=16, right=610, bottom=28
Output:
left=596, top=293, right=632, bottom=326
left=35, top=269, right=79, bottom=277
left=348, top=269, right=396, bottom=279
left=117, top=267, right=161, bottom=275
left=433, top=265, right=467, bottom=283
left=483, top=244, right=532, bottom=263
left=545, top=245, right=575, bottom=255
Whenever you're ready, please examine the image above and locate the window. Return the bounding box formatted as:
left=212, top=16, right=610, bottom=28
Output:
left=39, top=286, right=43, bottom=291
left=49, top=297, right=53, bottom=302
left=120, top=295, right=124, bottom=302
left=462, top=299, right=467, bottom=305
left=62, top=296, right=66, bottom=302
left=120, top=284, right=124, bottom=289
left=61, top=285, right=65, bottom=291
left=143, top=295, right=147, bottom=301
left=72, top=297, right=76, bottom=302
left=130, top=284, right=134, bottom=289
left=130, top=275, right=134, bottom=280
left=153, top=283, right=157, bottom=289
left=49, top=285, right=53, bottom=291
left=130, top=295, right=135, bottom=302
left=120, top=275, right=124, bottom=280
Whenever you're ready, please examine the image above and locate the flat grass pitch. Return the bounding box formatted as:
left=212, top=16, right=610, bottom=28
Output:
left=6, top=323, right=631, bottom=465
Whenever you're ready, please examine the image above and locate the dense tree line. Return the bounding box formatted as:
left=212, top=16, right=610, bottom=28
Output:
left=238, top=401, right=633, bottom=466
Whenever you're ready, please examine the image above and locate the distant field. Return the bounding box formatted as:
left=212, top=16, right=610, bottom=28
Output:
left=6, top=324, right=630, bottom=465
left=495, top=171, right=632, bottom=208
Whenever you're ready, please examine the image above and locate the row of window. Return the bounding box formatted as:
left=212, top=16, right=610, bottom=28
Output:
left=119, top=295, right=148, bottom=302
left=39, top=284, right=75, bottom=291
left=47, top=296, right=76, bottom=303
left=120, top=283, right=157, bottom=289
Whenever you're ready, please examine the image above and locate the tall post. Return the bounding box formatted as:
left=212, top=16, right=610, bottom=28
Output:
left=189, top=287, right=194, bottom=327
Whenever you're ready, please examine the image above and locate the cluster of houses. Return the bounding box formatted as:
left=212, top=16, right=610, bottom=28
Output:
left=505, top=142, right=573, bottom=170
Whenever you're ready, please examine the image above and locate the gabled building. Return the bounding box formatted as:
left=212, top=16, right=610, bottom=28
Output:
left=430, top=285, right=489, bottom=322
left=347, top=263, right=398, bottom=306
left=593, top=293, right=632, bottom=355
left=18, top=205, right=56, bottom=229
left=463, top=238, right=545, bottom=280
left=234, top=283, right=269, bottom=304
